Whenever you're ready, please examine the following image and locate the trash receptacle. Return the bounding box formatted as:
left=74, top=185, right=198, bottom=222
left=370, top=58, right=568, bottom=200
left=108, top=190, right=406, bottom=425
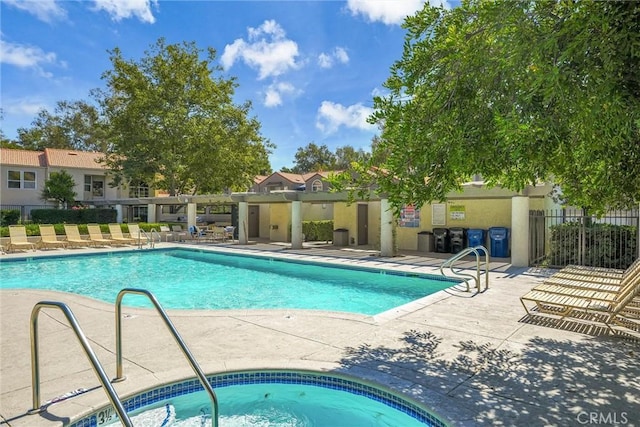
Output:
left=417, top=231, right=434, bottom=252
left=333, top=229, right=349, bottom=247
left=467, top=229, right=487, bottom=255
left=433, top=228, right=450, bottom=253
left=488, top=227, right=510, bottom=257
left=449, top=227, right=467, bottom=254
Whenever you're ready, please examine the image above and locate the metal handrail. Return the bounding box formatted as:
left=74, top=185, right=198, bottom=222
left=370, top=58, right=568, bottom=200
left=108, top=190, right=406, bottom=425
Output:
left=28, top=301, right=132, bottom=426
left=149, top=228, right=161, bottom=246
left=440, top=246, right=489, bottom=293
left=136, top=228, right=154, bottom=249
left=114, top=288, right=219, bottom=427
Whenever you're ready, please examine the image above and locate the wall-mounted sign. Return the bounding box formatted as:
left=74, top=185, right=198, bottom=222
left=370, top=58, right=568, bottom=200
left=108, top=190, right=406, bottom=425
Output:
left=450, top=205, right=466, bottom=220
left=399, top=205, right=420, bottom=227
left=432, top=204, right=446, bottom=226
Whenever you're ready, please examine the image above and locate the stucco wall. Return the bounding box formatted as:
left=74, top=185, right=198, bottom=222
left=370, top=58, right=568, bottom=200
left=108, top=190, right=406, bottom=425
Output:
left=302, top=202, right=333, bottom=221
left=269, top=203, right=292, bottom=242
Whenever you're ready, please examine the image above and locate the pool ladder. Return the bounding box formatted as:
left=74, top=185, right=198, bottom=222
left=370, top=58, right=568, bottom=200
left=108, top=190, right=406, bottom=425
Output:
left=439, top=246, right=489, bottom=293
left=137, top=228, right=162, bottom=249
left=28, top=288, right=219, bottom=427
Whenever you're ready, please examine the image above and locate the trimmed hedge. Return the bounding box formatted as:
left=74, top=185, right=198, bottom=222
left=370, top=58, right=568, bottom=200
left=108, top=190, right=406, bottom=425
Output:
left=0, top=222, right=168, bottom=237
left=548, top=222, right=637, bottom=269
left=0, top=209, right=20, bottom=227
left=302, top=220, right=334, bottom=242
left=31, top=208, right=117, bottom=224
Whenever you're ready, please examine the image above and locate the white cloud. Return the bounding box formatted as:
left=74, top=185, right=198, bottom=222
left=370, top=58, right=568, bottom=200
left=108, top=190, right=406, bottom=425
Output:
left=263, top=82, right=296, bottom=108
left=317, top=47, right=349, bottom=69
left=0, top=38, right=60, bottom=77
left=316, top=101, right=375, bottom=134
left=2, top=0, right=67, bottom=23
left=3, top=98, right=49, bottom=116
left=346, top=0, right=449, bottom=25
left=221, top=20, right=301, bottom=80
left=92, top=0, right=158, bottom=24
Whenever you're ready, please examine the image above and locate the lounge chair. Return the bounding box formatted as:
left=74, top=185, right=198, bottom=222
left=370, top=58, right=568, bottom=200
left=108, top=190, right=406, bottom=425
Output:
left=87, top=224, right=116, bottom=247
left=521, top=259, right=640, bottom=335
left=160, top=225, right=174, bottom=242
left=108, top=223, right=137, bottom=245
left=126, top=223, right=146, bottom=246
left=7, top=225, right=36, bottom=252
left=38, top=224, right=67, bottom=249
left=63, top=224, right=94, bottom=248
left=171, top=225, right=187, bottom=242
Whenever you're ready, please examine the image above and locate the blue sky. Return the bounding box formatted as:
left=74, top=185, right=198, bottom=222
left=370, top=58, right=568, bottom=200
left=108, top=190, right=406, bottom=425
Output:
left=1, top=0, right=450, bottom=171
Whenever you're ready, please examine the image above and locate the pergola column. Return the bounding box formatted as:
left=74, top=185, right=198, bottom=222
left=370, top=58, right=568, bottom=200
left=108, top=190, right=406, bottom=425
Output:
left=380, top=198, right=394, bottom=257
left=291, top=200, right=303, bottom=249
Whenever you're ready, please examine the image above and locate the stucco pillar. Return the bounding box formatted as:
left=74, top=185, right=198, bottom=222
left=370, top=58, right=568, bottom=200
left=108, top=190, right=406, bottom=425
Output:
left=291, top=200, right=303, bottom=249
left=511, top=195, right=530, bottom=267
left=187, top=203, right=197, bottom=229
left=380, top=198, right=394, bottom=257
left=115, top=204, right=123, bottom=223
left=147, top=203, right=157, bottom=223
left=238, top=201, right=249, bottom=245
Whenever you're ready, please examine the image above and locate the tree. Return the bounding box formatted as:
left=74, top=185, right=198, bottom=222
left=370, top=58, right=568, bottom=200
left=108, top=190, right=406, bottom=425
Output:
left=16, top=100, right=108, bottom=151
left=95, top=38, right=273, bottom=196
left=335, top=145, right=370, bottom=170
left=282, top=143, right=336, bottom=174
left=335, top=0, right=640, bottom=214
left=41, top=170, right=76, bottom=207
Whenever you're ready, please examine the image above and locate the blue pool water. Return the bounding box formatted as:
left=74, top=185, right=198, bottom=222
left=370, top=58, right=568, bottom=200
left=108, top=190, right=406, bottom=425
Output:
left=71, top=371, right=446, bottom=427
left=0, top=248, right=457, bottom=315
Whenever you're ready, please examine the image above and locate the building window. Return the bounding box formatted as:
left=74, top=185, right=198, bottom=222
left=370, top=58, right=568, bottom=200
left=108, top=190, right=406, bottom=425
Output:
left=84, top=175, right=92, bottom=192
left=311, top=179, right=323, bottom=192
left=8, top=170, right=36, bottom=189
left=129, top=181, right=150, bottom=198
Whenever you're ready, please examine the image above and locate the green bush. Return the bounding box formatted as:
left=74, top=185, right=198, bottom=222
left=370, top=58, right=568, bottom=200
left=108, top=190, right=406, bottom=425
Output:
left=302, top=220, right=334, bottom=241
left=548, top=222, right=637, bottom=269
left=30, top=208, right=117, bottom=224
left=0, top=209, right=20, bottom=226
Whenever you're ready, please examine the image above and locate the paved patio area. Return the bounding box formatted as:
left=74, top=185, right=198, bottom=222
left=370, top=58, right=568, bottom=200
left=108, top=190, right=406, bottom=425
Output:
left=1, top=241, right=639, bottom=426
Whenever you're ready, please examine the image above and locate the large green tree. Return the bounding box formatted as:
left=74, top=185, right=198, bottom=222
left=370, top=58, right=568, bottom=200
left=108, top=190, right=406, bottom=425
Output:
left=16, top=100, right=108, bottom=151
left=337, top=0, right=640, bottom=214
left=95, top=38, right=273, bottom=196
left=282, top=143, right=370, bottom=174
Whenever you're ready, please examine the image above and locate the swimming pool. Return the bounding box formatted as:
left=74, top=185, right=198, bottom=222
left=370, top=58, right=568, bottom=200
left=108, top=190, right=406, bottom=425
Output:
left=70, top=370, right=447, bottom=427
left=0, top=248, right=458, bottom=315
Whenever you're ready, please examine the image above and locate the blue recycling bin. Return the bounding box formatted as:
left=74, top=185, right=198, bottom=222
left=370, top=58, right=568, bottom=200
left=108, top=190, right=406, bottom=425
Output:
left=467, top=229, right=486, bottom=255
left=488, top=227, right=510, bottom=257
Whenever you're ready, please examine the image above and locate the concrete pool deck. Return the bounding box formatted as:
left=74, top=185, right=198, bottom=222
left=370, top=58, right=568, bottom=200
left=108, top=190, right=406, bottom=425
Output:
left=1, top=242, right=639, bottom=426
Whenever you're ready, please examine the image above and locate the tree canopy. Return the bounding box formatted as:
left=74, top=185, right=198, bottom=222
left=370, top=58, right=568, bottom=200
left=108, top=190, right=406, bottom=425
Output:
left=282, top=142, right=370, bottom=174
left=41, top=170, right=76, bottom=207
left=336, top=0, right=640, bottom=214
left=95, top=38, right=273, bottom=196
left=14, top=101, right=108, bottom=151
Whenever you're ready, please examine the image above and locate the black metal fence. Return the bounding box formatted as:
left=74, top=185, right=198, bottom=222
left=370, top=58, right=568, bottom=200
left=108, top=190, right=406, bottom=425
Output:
left=530, top=208, right=639, bottom=269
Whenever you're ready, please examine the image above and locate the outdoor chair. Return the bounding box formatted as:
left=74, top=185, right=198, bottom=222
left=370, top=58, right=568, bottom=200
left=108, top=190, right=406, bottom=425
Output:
left=87, top=224, right=116, bottom=247
left=63, top=224, right=94, bottom=248
left=7, top=225, right=36, bottom=252
left=108, top=223, right=137, bottom=245
left=171, top=225, right=187, bottom=242
left=520, top=260, right=640, bottom=336
left=38, top=224, right=67, bottom=249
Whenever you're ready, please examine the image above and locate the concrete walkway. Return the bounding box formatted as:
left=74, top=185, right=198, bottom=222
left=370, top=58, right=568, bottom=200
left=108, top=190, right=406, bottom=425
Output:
left=1, top=242, right=638, bottom=426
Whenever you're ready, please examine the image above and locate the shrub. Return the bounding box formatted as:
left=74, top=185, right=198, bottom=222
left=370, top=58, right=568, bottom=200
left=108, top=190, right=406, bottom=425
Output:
left=302, top=220, right=334, bottom=242
left=0, top=209, right=20, bottom=226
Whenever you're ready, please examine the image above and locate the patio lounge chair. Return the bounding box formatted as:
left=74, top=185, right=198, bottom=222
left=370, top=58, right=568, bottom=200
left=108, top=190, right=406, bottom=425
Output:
left=7, top=225, right=36, bottom=252
left=520, top=260, right=640, bottom=335
left=538, top=258, right=640, bottom=293
left=108, top=223, right=137, bottom=245
left=38, top=224, right=67, bottom=249
left=126, top=224, right=147, bottom=246
left=171, top=225, right=187, bottom=242
left=63, top=224, right=94, bottom=248
left=87, top=224, right=116, bottom=247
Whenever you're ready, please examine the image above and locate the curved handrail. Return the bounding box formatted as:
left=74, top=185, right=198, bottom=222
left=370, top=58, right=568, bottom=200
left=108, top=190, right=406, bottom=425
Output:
left=440, top=246, right=489, bottom=293
left=28, top=301, right=132, bottom=426
left=114, top=288, right=219, bottom=427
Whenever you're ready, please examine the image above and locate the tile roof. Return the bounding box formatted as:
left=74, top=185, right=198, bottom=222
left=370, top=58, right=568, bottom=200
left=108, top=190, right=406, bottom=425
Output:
left=0, top=148, right=46, bottom=167
left=43, top=148, right=106, bottom=169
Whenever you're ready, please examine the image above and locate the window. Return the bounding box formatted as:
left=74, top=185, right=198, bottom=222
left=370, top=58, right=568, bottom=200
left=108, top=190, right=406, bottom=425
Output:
left=8, top=170, right=36, bottom=189
left=84, top=175, right=105, bottom=197
left=129, top=181, right=150, bottom=198
left=311, top=179, right=323, bottom=192
left=84, top=175, right=92, bottom=192
left=92, top=180, right=104, bottom=197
